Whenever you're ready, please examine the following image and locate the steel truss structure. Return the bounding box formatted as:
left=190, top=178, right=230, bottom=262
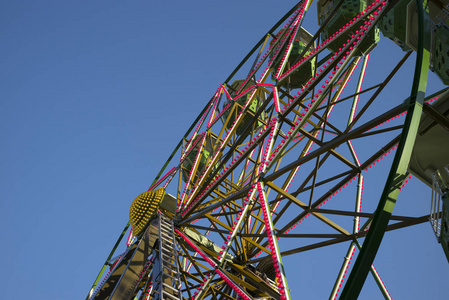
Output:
left=87, top=1, right=449, bottom=299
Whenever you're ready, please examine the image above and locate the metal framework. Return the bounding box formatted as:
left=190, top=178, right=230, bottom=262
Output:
left=87, top=1, right=448, bottom=299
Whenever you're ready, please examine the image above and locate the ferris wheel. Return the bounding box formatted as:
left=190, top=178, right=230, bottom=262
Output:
left=87, top=0, right=449, bottom=299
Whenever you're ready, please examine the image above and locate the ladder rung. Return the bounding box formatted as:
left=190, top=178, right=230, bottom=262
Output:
left=160, top=231, right=173, bottom=238
left=162, top=290, right=181, bottom=300
left=160, top=232, right=172, bottom=239
left=161, top=238, right=174, bottom=245
left=161, top=252, right=175, bottom=259
left=160, top=238, right=173, bottom=244
left=160, top=237, right=173, bottom=243
left=161, top=250, right=173, bottom=257
left=161, top=241, right=174, bottom=248
left=160, top=217, right=171, bottom=223
left=162, top=282, right=181, bottom=293
left=161, top=221, right=172, bottom=227
left=162, top=259, right=177, bottom=268
left=163, top=261, right=178, bottom=268
left=160, top=229, right=173, bottom=235
left=160, top=228, right=172, bottom=234
left=162, top=264, right=177, bottom=272
left=160, top=271, right=179, bottom=282
left=161, top=240, right=174, bottom=247
left=160, top=233, right=173, bottom=239
left=160, top=236, right=173, bottom=243
left=160, top=227, right=172, bottom=233
left=162, top=253, right=174, bottom=260
left=160, top=223, right=172, bottom=229
left=161, top=245, right=174, bottom=251
left=161, top=249, right=174, bottom=256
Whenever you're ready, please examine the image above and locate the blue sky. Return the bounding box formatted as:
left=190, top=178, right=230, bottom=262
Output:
left=1, top=1, right=448, bottom=299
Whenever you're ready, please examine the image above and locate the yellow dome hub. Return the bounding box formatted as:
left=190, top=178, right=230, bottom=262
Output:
left=129, top=187, right=165, bottom=236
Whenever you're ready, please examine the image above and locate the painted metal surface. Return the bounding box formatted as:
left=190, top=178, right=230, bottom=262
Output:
left=87, top=0, right=449, bottom=299
left=339, top=0, right=431, bottom=298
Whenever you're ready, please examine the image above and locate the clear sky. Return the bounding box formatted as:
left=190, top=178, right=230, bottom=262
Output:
left=1, top=1, right=448, bottom=299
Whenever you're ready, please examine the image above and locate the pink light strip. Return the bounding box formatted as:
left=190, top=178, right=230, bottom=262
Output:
left=179, top=133, right=208, bottom=208
left=274, top=1, right=308, bottom=79
left=256, top=82, right=274, bottom=87
left=126, top=227, right=135, bottom=246
left=206, top=88, right=222, bottom=128
left=89, top=253, right=125, bottom=300
left=179, top=132, right=204, bottom=163
left=273, top=87, right=281, bottom=113
left=257, top=182, right=290, bottom=300
left=279, top=1, right=386, bottom=81
left=235, top=5, right=304, bottom=95
left=148, top=167, right=177, bottom=191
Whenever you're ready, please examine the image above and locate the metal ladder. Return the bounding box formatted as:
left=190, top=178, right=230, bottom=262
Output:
left=434, top=4, right=449, bottom=26
left=430, top=166, right=449, bottom=240
left=151, top=213, right=182, bottom=300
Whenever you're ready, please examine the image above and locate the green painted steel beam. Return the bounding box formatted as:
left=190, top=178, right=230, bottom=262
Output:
left=86, top=222, right=130, bottom=300
left=339, top=1, right=431, bottom=299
